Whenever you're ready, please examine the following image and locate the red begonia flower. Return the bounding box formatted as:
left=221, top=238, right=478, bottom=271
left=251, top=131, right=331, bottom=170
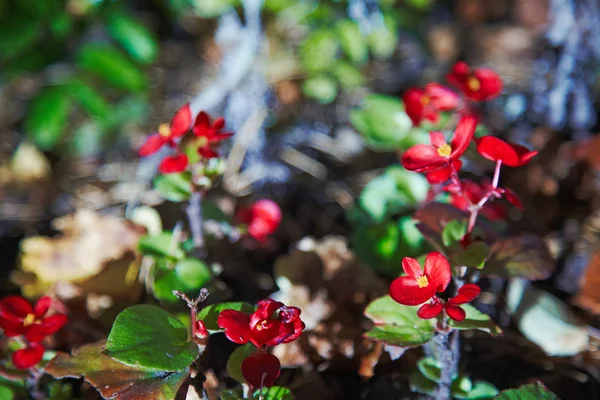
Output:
left=449, top=180, right=506, bottom=221
left=158, top=153, right=189, bottom=174
left=237, top=199, right=282, bottom=242
left=403, top=84, right=460, bottom=126
left=444, top=284, right=481, bottom=322
left=12, top=343, right=45, bottom=370
left=195, top=320, right=209, bottom=339
left=192, top=111, right=233, bottom=160
left=476, top=136, right=537, bottom=167
left=401, top=115, right=477, bottom=172
left=241, top=352, right=281, bottom=388
left=389, top=252, right=452, bottom=306
left=138, top=104, right=192, bottom=156
left=425, top=160, right=463, bottom=184
left=217, top=299, right=305, bottom=348
left=0, top=296, right=67, bottom=343
left=447, top=62, right=503, bottom=102
left=503, top=187, right=523, bottom=209
left=417, top=297, right=444, bottom=319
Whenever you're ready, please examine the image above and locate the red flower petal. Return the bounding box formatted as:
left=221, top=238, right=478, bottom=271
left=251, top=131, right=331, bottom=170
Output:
left=401, top=144, right=447, bottom=172
left=241, top=353, right=281, bottom=388
left=198, top=145, right=219, bottom=159
left=158, top=154, right=189, bottom=174
left=444, top=304, right=466, bottom=321
left=12, top=343, right=44, bottom=370
left=38, top=314, right=68, bottom=337
left=403, top=88, right=426, bottom=126
left=425, top=83, right=460, bottom=110
left=0, top=296, right=32, bottom=321
left=449, top=115, right=477, bottom=159
left=217, top=310, right=252, bottom=344
left=195, top=320, right=209, bottom=339
left=192, top=111, right=211, bottom=137
left=417, top=300, right=443, bottom=319
left=448, top=284, right=481, bottom=305
left=279, top=318, right=305, bottom=344
left=169, top=104, right=192, bottom=138
left=504, top=187, right=523, bottom=209
left=139, top=134, right=168, bottom=157
left=212, top=117, right=225, bottom=130
left=471, top=68, right=503, bottom=101
left=389, top=275, right=437, bottom=306
left=252, top=200, right=282, bottom=228
left=447, top=62, right=470, bottom=88
left=423, top=252, right=451, bottom=293
left=429, top=131, right=447, bottom=148
left=401, top=257, right=423, bottom=279
left=425, top=160, right=462, bottom=184
left=476, top=136, right=538, bottom=167
left=33, top=297, right=51, bottom=318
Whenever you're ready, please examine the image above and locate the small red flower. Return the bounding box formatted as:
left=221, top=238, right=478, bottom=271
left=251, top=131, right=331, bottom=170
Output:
left=12, top=343, right=45, bottom=370
left=237, top=199, right=282, bottom=242
left=158, top=153, right=189, bottom=174
left=403, top=84, right=460, bottom=126
left=194, top=320, right=209, bottom=339
left=476, top=136, right=537, bottom=167
left=192, top=111, right=233, bottom=159
left=401, top=115, right=477, bottom=172
left=217, top=299, right=304, bottom=348
left=0, top=296, right=67, bottom=343
left=416, top=284, right=481, bottom=322
left=389, top=252, right=452, bottom=306
left=447, top=62, right=502, bottom=102
left=241, top=352, right=281, bottom=388
left=138, top=104, right=192, bottom=156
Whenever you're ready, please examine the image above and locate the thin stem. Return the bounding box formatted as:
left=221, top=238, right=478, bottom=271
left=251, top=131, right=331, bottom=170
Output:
left=186, top=191, right=206, bottom=257
left=432, top=331, right=460, bottom=400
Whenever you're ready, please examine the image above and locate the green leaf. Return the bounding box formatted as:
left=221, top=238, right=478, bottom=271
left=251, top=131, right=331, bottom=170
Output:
left=104, top=305, right=199, bottom=371
left=335, top=20, right=368, bottom=64
left=459, top=381, right=499, bottom=399
left=107, top=12, right=158, bottom=64
left=253, top=387, right=295, bottom=400
left=175, top=259, right=212, bottom=288
left=364, top=296, right=435, bottom=347
left=302, top=75, right=338, bottom=104
left=452, top=375, right=473, bottom=397
left=417, top=357, right=442, bottom=382
left=368, top=15, right=398, bottom=59
left=226, top=343, right=257, bottom=384
left=483, top=234, right=554, bottom=280
left=138, top=231, right=185, bottom=260
left=332, top=61, right=365, bottom=88
left=47, top=381, right=72, bottom=400
left=67, top=78, right=109, bottom=118
left=194, top=0, right=239, bottom=17
left=25, top=86, right=71, bottom=150
left=442, top=220, right=467, bottom=248
left=453, top=241, right=490, bottom=269
left=408, top=371, right=437, bottom=395
left=77, top=44, right=146, bottom=92
left=197, top=302, right=256, bottom=331
left=153, top=172, right=193, bottom=202
left=0, top=18, right=41, bottom=61
left=494, top=382, right=559, bottom=400
left=99, top=96, right=149, bottom=131
left=0, top=386, right=14, bottom=400
left=450, top=305, right=502, bottom=335
left=153, top=271, right=184, bottom=302
left=299, top=29, right=339, bottom=73
left=46, top=342, right=189, bottom=400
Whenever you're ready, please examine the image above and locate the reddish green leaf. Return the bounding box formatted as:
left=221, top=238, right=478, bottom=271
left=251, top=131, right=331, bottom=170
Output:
left=46, top=342, right=189, bottom=400
left=494, top=382, right=559, bottom=400
left=484, top=233, right=554, bottom=280
left=449, top=305, right=502, bottom=336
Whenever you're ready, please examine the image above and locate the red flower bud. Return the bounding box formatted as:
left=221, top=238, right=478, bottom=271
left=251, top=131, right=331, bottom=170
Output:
left=241, top=352, right=281, bottom=388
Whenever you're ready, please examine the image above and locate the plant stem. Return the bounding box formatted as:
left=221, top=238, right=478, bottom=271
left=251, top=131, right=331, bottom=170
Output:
left=186, top=191, right=206, bottom=257
left=432, top=330, right=460, bottom=400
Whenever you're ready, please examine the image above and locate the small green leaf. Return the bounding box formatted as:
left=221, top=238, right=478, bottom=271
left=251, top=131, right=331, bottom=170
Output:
left=450, top=305, right=502, bottom=335
left=0, top=386, right=14, bottom=400
left=194, top=0, right=239, bottom=17
left=459, top=381, right=499, bottom=399
left=453, top=241, right=490, bottom=269
left=368, top=15, right=398, bottom=59
left=494, top=382, right=559, bottom=400
left=365, top=324, right=435, bottom=348
left=153, top=271, right=184, bottom=302
left=25, top=86, right=71, bottom=150
left=253, top=387, right=295, bottom=400
left=197, top=302, right=256, bottom=331
left=302, top=75, right=338, bottom=104
left=226, top=343, right=257, bottom=384
left=138, top=232, right=185, bottom=260
left=107, top=13, right=158, bottom=64
left=67, top=78, right=109, bottom=118
left=104, top=305, right=199, bottom=371
left=417, top=357, right=442, bottom=382
left=0, top=19, right=41, bottom=61
left=153, top=172, right=193, bottom=202
left=335, top=20, right=368, bottom=64
left=408, top=371, right=437, bottom=395
left=442, top=220, right=467, bottom=248
left=299, top=29, right=339, bottom=73
left=77, top=44, right=146, bottom=92
left=175, top=259, right=212, bottom=289
left=452, top=376, right=473, bottom=397
left=47, top=381, right=72, bottom=400
left=332, top=61, right=365, bottom=88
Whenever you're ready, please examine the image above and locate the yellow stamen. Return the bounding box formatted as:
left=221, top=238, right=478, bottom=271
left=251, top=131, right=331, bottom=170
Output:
left=437, top=144, right=452, bottom=157
left=255, top=320, right=268, bottom=331
left=158, top=123, right=171, bottom=137
left=420, top=95, right=431, bottom=106
left=23, top=313, right=36, bottom=327
left=416, top=276, right=429, bottom=288
left=467, top=76, right=481, bottom=92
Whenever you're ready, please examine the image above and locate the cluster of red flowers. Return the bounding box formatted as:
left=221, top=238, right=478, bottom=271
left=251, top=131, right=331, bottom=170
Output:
left=0, top=296, right=67, bottom=369
left=217, top=299, right=305, bottom=388
left=236, top=199, right=282, bottom=242
left=389, top=252, right=481, bottom=322
left=138, top=104, right=233, bottom=174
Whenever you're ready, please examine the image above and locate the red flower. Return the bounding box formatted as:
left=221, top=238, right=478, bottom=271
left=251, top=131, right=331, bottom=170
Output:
left=447, top=62, right=502, bottom=102
left=416, top=284, right=481, bottom=322
left=449, top=180, right=506, bottom=221
left=194, top=320, right=209, bottom=339
left=12, top=343, right=45, bottom=370
left=476, top=136, right=537, bottom=167
left=217, top=299, right=304, bottom=348
left=138, top=104, right=192, bottom=156
left=401, top=115, right=477, bottom=172
left=425, top=160, right=462, bottom=184
left=403, top=84, right=460, bottom=126
left=0, top=296, right=67, bottom=343
left=241, top=352, right=281, bottom=388
left=158, top=153, right=189, bottom=174
left=237, top=199, right=282, bottom=242
left=192, top=111, right=233, bottom=159
left=389, top=252, right=452, bottom=306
